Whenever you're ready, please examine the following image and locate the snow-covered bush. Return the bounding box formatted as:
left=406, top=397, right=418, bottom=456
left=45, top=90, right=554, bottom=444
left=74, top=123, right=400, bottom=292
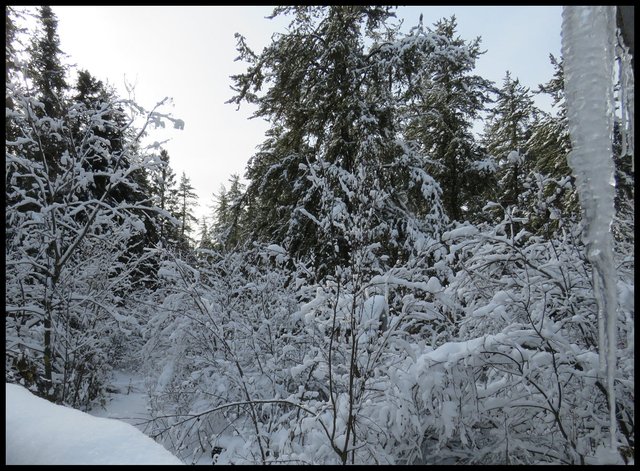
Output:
left=419, top=214, right=635, bottom=464
left=143, top=242, right=456, bottom=464
left=142, top=247, right=303, bottom=463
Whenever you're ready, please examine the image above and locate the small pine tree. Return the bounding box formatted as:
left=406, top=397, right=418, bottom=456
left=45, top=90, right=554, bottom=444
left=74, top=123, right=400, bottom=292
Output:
left=176, top=171, right=199, bottom=249
left=197, top=217, right=214, bottom=250
left=26, top=6, right=68, bottom=118
left=150, top=149, right=181, bottom=245
left=211, top=174, right=247, bottom=251
left=482, top=71, right=537, bottom=209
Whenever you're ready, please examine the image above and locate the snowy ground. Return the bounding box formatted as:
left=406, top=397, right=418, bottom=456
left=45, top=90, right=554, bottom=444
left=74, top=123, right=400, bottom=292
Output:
left=88, top=369, right=155, bottom=434
left=89, top=370, right=217, bottom=465
left=5, top=381, right=183, bottom=465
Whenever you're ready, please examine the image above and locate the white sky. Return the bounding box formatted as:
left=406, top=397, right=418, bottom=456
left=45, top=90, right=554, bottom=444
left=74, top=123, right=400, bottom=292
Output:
left=41, top=6, right=562, bottom=222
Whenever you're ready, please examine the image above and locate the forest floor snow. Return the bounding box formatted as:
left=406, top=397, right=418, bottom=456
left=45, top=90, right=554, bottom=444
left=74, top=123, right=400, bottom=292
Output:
left=5, top=380, right=182, bottom=465
left=88, top=369, right=154, bottom=433
left=89, top=369, right=218, bottom=465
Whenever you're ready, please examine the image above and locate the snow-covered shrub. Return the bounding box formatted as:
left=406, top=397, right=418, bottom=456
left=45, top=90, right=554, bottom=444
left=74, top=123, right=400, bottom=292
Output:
left=420, top=215, right=635, bottom=464
left=142, top=246, right=305, bottom=463
left=143, top=242, right=456, bottom=464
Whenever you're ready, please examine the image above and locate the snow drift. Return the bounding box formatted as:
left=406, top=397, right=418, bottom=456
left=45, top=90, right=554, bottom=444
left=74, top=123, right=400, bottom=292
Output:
left=5, top=383, right=183, bottom=465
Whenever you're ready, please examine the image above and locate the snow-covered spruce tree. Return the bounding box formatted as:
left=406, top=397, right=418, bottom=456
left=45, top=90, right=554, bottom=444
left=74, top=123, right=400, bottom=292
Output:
left=211, top=174, right=247, bottom=251
left=513, top=52, right=632, bottom=243
left=5, top=6, right=27, bottom=144
left=403, top=15, right=495, bottom=223
left=229, top=6, right=450, bottom=281
left=5, top=21, right=183, bottom=406
left=148, top=148, right=181, bottom=247
left=70, top=68, right=163, bottom=290
left=197, top=217, right=214, bottom=250
left=479, top=71, right=572, bottom=242
left=175, top=171, right=199, bottom=251
left=25, top=6, right=67, bottom=122
left=529, top=56, right=572, bottom=181
left=482, top=72, right=537, bottom=213
left=523, top=55, right=580, bottom=237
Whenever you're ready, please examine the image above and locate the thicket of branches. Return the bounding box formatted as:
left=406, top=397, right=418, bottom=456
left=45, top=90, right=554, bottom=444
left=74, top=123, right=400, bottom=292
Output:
left=5, top=6, right=634, bottom=464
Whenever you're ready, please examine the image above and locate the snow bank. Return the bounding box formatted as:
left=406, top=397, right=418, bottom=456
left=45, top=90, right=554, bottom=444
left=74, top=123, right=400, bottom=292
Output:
left=5, top=383, right=183, bottom=465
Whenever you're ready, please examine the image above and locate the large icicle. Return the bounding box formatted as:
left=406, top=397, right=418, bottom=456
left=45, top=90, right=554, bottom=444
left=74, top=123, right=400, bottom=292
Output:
left=561, top=6, right=619, bottom=456
left=616, top=27, right=635, bottom=171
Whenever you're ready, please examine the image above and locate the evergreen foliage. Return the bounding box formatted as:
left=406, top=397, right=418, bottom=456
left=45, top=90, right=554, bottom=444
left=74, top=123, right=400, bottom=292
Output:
left=479, top=71, right=544, bottom=236
left=176, top=171, right=199, bottom=250
left=211, top=174, right=246, bottom=251
left=149, top=149, right=181, bottom=246
left=404, top=16, right=494, bottom=222
left=4, top=5, right=634, bottom=465
left=229, top=6, right=455, bottom=279
left=525, top=55, right=579, bottom=233
left=26, top=6, right=67, bottom=118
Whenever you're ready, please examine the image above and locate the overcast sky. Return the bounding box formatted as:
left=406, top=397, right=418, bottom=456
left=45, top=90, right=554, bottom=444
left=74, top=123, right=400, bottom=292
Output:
left=45, top=6, right=562, bottom=221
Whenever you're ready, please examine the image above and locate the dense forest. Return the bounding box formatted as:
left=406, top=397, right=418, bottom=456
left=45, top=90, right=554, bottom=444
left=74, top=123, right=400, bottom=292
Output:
left=5, top=6, right=634, bottom=465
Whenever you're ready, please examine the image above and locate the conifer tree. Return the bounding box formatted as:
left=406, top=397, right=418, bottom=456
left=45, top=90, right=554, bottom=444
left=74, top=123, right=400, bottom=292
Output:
left=404, top=16, right=494, bottom=222
left=71, top=70, right=131, bottom=202
left=482, top=71, right=537, bottom=209
left=6, top=7, right=18, bottom=82
left=150, top=149, right=180, bottom=245
left=211, top=185, right=228, bottom=240
left=528, top=55, right=572, bottom=182
left=70, top=69, right=161, bottom=286
left=5, top=7, right=25, bottom=101
left=230, top=6, right=453, bottom=277
left=197, top=217, right=214, bottom=250
left=523, top=56, right=579, bottom=234
left=212, top=174, right=246, bottom=251
left=176, top=171, right=199, bottom=248
left=20, top=6, right=68, bottom=183
left=6, top=7, right=24, bottom=164
left=27, top=6, right=67, bottom=118
left=527, top=53, right=633, bottom=239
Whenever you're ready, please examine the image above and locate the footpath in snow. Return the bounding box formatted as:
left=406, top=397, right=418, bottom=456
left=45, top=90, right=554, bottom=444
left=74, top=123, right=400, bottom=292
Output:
left=90, top=371, right=219, bottom=465
left=88, top=369, right=155, bottom=433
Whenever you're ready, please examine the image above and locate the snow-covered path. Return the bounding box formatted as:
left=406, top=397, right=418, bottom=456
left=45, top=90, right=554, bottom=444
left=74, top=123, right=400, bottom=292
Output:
left=90, top=370, right=217, bottom=465
left=89, top=370, right=154, bottom=435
